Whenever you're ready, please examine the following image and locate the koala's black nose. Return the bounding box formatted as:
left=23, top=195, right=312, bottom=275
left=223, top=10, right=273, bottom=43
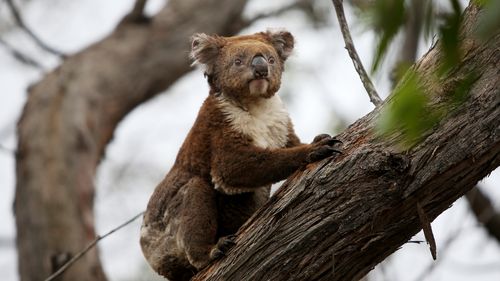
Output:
left=251, top=56, right=268, bottom=79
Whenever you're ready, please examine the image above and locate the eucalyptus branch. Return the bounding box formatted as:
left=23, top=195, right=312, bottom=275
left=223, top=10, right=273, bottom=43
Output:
left=0, top=37, right=43, bottom=69
left=131, top=0, right=148, bottom=16
left=5, top=0, right=65, bottom=58
left=44, top=211, right=144, bottom=281
left=331, top=0, right=383, bottom=107
left=120, top=0, right=150, bottom=23
left=235, top=0, right=310, bottom=30
left=466, top=186, right=500, bottom=242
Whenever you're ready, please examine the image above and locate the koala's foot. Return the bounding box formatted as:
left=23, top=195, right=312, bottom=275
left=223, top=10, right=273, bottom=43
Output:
left=308, top=134, right=343, bottom=163
left=209, top=235, right=237, bottom=261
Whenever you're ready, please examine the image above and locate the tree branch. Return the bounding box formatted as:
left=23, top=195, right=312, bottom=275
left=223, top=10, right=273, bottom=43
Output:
left=233, top=0, right=314, bottom=31
left=0, top=37, right=43, bottom=69
left=44, top=211, right=144, bottom=281
left=120, top=0, right=150, bottom=24
left=466, top=186, right=500, bottom=243
left=5, top=0, right=65, bottom=57
left=331, top=0, right=383, bottom=107
left=131, top=0, right=148, bottom=17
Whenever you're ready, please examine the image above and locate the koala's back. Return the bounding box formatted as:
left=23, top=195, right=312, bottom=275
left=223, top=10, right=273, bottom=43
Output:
left=140, top=95, right=274, bottom=279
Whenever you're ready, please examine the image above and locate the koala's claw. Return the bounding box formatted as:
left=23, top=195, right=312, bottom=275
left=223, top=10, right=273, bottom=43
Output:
left=313, top=134, right=342, bottom=145
left=308, top=136, right=343, bottom=163
left=327, top=138, right=343, bottom=146
left=313, top=134, right=332, bottom=143
left=210, top=235, right=237, bottom=261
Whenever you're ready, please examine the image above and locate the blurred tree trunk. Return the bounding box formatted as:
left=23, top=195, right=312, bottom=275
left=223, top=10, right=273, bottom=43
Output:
left=14, top=0, right=248, bottom=280
left=192, top=4, right=499, bottom=281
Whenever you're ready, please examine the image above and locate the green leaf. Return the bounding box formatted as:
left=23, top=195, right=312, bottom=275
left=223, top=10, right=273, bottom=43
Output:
left=377, top=69, right=438, bottom=147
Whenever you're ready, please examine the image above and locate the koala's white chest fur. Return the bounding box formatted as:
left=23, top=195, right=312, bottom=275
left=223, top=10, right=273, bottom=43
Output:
left=217, top=95, right=290, bottom=149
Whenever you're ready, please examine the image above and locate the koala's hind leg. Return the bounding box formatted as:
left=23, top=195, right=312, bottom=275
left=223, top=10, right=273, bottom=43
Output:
left=178, top=177, right=219, bottom=269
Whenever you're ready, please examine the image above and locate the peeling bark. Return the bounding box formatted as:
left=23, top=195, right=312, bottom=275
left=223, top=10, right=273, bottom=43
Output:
left=193, top=4, right=499, bottom=281
left=14, top=0, right=248, bottom=280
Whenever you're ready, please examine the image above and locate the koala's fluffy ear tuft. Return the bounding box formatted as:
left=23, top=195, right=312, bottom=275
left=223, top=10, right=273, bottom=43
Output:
left=190, top=34, right=226, bottom=74
left=262, top=30, right=294, bottom=62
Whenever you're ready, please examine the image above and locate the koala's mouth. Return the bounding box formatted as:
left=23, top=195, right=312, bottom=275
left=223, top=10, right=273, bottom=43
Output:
left=248, top=77, right=269, bottom=82
left=248, top=78, right=269, bottom=95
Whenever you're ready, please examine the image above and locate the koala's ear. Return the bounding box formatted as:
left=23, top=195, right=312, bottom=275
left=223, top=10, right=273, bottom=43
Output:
left=190, top=33, right=226, bottom=72
left=263, top=30, right=294, bottom=62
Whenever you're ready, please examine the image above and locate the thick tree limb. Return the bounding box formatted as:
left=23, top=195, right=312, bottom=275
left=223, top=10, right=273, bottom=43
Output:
left=192, top=4, right=499, bottom=280
left=15, top=0, right=249, bottom=280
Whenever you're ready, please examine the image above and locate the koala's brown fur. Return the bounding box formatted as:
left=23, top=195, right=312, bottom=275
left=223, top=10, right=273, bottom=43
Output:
left=140, top=30, right=341, bottom=281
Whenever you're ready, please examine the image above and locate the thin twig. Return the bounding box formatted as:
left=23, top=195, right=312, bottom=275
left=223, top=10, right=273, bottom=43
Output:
left=44, top=211, right=145, bottom=281
left=234, top=0, right=309, bottom=30
left=120, top=0, right=149, bottom=23
left=410, top=226, right=465, bottom=281
left=0, top=37, right=43, bottom=69
left=130, top=0, right=148, bottom=18
left=331, top=0, right=383, bottom=107
left=410, top=199, right=471, bottom=281
left=5, top=0, right=65, bottom=58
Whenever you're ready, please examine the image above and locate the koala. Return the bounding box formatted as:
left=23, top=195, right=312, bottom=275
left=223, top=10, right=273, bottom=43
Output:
left=140, top=30, right=341, bottom=281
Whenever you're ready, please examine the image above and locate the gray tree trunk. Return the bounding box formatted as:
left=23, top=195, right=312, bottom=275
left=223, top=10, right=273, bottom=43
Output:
left=192, top=4, right=499, bottom=281
left=14, top=0, right=248, bottom=280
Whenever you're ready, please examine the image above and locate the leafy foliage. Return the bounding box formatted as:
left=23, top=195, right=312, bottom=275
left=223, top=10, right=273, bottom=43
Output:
left=360, top=0, right=498, bottom=148
left=377, top=69, right=438, bottom=147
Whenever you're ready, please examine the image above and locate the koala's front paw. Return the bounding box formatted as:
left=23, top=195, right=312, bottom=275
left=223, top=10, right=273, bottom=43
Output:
left=209, top=235, right=237, bottom=261
left=312, top=133, right=332, bottom=143
left=307, top=135, right=343, bottom=163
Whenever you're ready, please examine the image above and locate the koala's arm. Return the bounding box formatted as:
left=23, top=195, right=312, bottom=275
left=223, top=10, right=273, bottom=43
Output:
left=285, top=122, right=302, bottom=147
left=211, top=132, right=339, bottom=189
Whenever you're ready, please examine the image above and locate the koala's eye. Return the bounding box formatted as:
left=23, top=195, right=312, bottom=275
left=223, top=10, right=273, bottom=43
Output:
left=268, top=56, right=276, bottom=64
left=234, top=59, right=242, bottom=66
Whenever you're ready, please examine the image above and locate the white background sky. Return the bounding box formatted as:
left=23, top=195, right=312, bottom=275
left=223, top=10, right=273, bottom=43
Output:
left=0, top=0, right=499, bottom=280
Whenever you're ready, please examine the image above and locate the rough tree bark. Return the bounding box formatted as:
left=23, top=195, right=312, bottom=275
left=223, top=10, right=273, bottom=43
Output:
left=192, top=4, right=499, bottom=281
left=14, top=0, right=248, bottom=280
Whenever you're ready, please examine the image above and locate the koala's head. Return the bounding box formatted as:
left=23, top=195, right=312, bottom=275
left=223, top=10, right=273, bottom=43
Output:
left=190, top=30, right=294, bottom=103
